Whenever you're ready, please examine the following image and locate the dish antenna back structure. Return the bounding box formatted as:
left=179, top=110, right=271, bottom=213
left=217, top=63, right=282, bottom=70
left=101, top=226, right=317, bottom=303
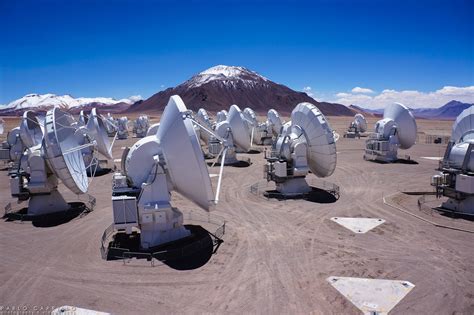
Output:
left=133, top=115, right=149, bottom=138
left=111, top=95, right=217, bottom=248
left=9, top=108, right=92, bottom=216
left=207, top=105, right=251, bottom=165
left=78, top=110, right=89, bottom=126
left=431, top=106, right=474, bottom=213
left=104, top=113, right=117, bottom=137
left=0, top=112, right=42, bottom=169
left=216, top=110, right=228, bottom=123
left=267, top=109, right=284, bottom=137
left=265, top=102, right=337, bottom=195
left=117, top=117, right=129, bottom=139
left=242, top=107, right=273, bottom=145
left=364, top=103, right=417, bottom=162
left=344, top=114, right=367, bottom=138
left=77, top=108, right=114, bottom=174
left=146, top=123, right=160, bottom=136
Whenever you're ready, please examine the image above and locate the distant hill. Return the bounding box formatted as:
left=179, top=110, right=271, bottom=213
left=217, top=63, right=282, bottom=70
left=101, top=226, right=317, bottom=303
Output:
left=351, top=101, right=473, bottom=120
left=411, top=100, right=473, bottom=119
left=126, top=65, right=355, bottom=116
left=0, top=93, right=140, bottom=116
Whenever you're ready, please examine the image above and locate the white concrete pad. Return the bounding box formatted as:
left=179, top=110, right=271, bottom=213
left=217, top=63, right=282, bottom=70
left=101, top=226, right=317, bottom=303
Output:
left=210, top=174, right=219, bottom=178
left=327, top=276, right=415, bottom=315
left=113, top=159, right=122, bottom=163
left=420, top=156, right=443, bottom=161
left=330, top=217, right=385, bottom=233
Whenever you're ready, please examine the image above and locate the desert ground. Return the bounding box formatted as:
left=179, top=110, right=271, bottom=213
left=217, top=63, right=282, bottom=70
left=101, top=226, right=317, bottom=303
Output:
left=0, top=114, right=473, bottom=314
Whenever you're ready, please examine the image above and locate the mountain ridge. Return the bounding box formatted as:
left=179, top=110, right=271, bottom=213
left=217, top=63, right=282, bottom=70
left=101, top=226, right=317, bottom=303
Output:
left=126, top=65, right=356, bottom=116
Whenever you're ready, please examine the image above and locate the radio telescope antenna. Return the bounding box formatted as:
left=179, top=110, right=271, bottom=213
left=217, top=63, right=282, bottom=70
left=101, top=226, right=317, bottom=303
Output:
left=216, top=110, right=228, bottom=123
left=265, top=102, right=337, bottom=195
left=103, top=113, right=118, bottom=136
left=431, top=105, right=474, bottom=213
left=19, top=111, right=44, bottom=148
left=7, top=107, right=92, bottom=216
left=86, top=108, right=114, bottom=159
left=364, top=103, right=417, bottom=162
left=208, top=105, right=251, bottom=166
left=133, top=115, right=149, bottom=138
left=0, top=118, right=4, bottom=135
left=344, top=114, right=367, bottom=138
left=196, top=108, right=214, bottom=144
left=242, top=107, right=272, bottom=146
left=146, top=123, right=160, bottom=136
left=117, top=117, right=129, bottom=139
left=111, top=95, right=216, bottom=248
left=0, top=127, right=26, bottom=166
left=78, top=110, right=89, bottom=126
left=267, top=109, right=283, bottom=136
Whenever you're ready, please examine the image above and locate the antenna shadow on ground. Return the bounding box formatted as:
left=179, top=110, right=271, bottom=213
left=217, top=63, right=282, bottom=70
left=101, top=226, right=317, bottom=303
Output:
left=106, top=225, right=221, bottom=270
left=3, top=202, right=91, bottom=227
left=264, top=187, right=339, bottom=204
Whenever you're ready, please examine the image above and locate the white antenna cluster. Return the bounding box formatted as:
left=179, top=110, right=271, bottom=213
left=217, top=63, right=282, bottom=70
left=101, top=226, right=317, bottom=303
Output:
left=3, top=108, right=113, bottom=216
left=111, top=95, right=216, bottom=248
left=207, top=105, right=252, bottom=165
left=364, top=103, right=417, bottom=162
left=431, top=105, right=474, bottom=213
left=264, top=102, right=337, bottom=195
left=242, top=108, right=277, bottom=146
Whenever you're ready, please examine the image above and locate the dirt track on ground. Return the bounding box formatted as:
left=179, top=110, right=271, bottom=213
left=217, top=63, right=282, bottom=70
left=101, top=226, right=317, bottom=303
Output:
left=0, top=116, right=472, bottom=314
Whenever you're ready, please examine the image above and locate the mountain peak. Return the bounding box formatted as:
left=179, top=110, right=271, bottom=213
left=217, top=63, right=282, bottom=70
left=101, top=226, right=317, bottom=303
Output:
left=184, top=65, right=269, bottom=88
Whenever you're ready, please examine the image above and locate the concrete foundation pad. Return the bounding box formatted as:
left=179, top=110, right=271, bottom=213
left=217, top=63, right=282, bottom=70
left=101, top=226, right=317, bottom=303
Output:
left=327, top=276, right=415, bottom=314
left=330, top=217, right=385, bottom=233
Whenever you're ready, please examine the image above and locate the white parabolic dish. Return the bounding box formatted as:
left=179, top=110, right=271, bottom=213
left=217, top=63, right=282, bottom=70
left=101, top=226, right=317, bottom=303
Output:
left=291, top=102, right=337, bottom=177
left=87, top=108, right=113, bottom=159
left=43, top=107, right=89, bottom=194
left=451, top=105, right=474, bottom=143
left=227, top=104, right=252, bottom=151
left=354, top=113, right=367, bottom=132
left=268, top=109, right=282, bottom=134
left=156, top=95, right=214, bottom=211
left=20, top=111, right=44, bottom=148
left=383, top=102, right=417, bottom=149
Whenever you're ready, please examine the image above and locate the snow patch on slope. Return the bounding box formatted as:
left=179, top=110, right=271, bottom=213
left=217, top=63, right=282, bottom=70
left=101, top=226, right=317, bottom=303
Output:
left=184, top=65, right=269, bottom=88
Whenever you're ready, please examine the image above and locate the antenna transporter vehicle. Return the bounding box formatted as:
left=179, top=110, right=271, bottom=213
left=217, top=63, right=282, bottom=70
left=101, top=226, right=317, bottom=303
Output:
left=431, top=106, right=474, bottom=213
left=364, top=103, right=417, bottom=162
left=264, top=102, right=337, bottom=195
left=111, top=95, right=219, bottom=249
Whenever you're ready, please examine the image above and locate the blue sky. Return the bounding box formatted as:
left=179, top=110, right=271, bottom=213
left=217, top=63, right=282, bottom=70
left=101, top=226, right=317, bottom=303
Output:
left=1, top=0, right=473, bottom=108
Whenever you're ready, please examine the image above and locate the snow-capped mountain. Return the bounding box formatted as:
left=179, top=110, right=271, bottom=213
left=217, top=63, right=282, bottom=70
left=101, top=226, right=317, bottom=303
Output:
left=184, top=65, right=269, bottom=88
left=0, top=93, right=142, bottom=116
left=128, top=65, right=355, bottom=116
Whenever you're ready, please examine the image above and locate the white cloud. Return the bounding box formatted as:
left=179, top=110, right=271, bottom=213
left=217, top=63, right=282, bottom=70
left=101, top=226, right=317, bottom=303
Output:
left=331, top=86, right=474, bottom=109
left=351, top=87, right=374, bottom=94
left=128, top=95, right=143, bottom=102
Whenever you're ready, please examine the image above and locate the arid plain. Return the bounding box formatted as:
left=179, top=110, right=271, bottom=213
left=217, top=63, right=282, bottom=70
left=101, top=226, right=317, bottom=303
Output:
left=0, top=115, right=473, bottom=314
